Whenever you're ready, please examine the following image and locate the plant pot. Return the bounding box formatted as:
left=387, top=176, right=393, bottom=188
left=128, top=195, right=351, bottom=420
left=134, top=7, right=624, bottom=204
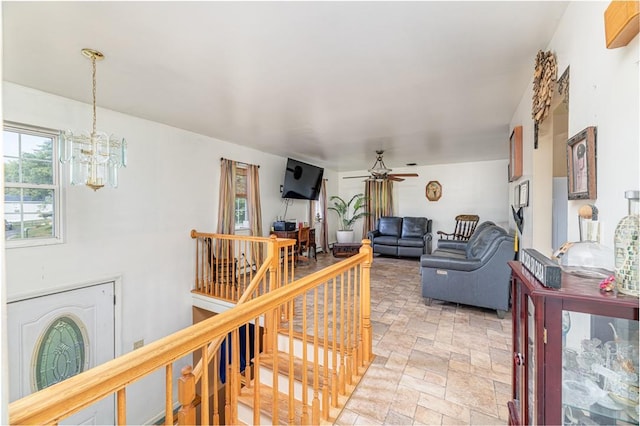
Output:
left=336, top=230, right=355, bottom=244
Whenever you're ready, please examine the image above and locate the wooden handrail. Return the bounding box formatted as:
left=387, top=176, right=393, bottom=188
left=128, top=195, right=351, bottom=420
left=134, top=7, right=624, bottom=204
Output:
left=190, top=230, right=296, bottom=302
left=9, top=240, right=373, bottom=425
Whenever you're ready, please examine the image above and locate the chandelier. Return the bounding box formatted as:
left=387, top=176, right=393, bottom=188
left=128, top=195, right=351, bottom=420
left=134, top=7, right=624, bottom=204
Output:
left=60, top=48, right=127, bottom=190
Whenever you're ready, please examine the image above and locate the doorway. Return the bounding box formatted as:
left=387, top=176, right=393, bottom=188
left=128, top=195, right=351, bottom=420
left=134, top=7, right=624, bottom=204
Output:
left=8, top=282, right=116, bottom=424
left=532, top=76, right=569, bottom=255
left=552, top=101, right=569, bottom=250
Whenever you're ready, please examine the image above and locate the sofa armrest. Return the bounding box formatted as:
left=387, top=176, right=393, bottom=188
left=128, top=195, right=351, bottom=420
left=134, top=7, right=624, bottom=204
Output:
left=367, top=230, right=380, bottom=240
left=423, top=233, right=433, bottom=254
left=420, top=254, right=482, bottom=272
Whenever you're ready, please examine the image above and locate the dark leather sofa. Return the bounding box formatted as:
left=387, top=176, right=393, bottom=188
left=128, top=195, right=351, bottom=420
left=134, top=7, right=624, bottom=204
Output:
left=420, top=223, right=514, bottom=318
left=367, top=216, right=433, bottom=257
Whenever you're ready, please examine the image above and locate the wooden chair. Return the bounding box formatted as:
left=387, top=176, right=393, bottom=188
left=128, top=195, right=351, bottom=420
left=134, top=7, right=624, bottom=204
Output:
left=296, top=226, right=311, bottom=264
left=437, top=214, right=480, bottom=241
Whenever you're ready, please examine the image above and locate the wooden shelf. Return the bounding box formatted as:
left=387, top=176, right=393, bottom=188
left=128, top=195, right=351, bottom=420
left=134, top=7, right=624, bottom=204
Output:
left=605, top=1, right=640, bottom=49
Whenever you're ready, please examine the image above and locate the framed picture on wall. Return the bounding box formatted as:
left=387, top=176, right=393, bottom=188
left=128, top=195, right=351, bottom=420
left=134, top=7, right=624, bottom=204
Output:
left=513, top=184, right=520, bottom=207
left=509, top=125, right=523, bottom=182
left=567, top=126, right=597, bottom=200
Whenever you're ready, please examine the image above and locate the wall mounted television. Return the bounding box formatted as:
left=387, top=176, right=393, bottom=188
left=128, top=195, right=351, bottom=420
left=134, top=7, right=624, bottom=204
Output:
left=282, top=158, right=324, bottom=200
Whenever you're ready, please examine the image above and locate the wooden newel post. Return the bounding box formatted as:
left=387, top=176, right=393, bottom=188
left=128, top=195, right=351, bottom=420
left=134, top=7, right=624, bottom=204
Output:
left=178, top=365, right=196, bottom=425
left=360, top=239, right=374, bottom=362
left=265, top=235, right=279, bottom=354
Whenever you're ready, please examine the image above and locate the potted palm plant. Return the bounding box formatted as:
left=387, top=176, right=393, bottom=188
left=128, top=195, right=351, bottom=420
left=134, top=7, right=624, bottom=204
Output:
left=328, top=193, right=369, bottom=243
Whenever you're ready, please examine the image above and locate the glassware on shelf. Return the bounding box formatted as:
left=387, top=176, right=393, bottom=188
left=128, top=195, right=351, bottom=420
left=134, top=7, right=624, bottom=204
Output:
left=614, top=190, right=640, bottom=296
left=581, top=338, right=603, bottom=354
left=577, top=349, right=604, bottom=382
left=563, top=347, right=579, bottom=371
left=562, top=379, right=603, bottom=409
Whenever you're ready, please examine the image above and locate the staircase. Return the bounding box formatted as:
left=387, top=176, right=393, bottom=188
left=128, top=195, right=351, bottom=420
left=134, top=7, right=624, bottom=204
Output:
left=235, top=331, right=370, bottom=425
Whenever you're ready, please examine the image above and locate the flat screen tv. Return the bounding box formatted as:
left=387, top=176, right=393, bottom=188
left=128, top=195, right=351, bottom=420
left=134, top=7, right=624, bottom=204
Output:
left=282, top=158, right=324, bottom=200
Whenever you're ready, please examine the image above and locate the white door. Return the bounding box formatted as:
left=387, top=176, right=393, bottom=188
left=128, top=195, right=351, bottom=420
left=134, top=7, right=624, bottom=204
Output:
left=8, top=282, right=115, bottom=424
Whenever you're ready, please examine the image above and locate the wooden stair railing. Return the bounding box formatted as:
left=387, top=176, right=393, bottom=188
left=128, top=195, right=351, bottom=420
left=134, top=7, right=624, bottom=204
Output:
left=180, top=239, right=375, bottom=425
left=189, top=231, right=297, bottom=375
left=191, top=230, right=299, bottom=303
left=8, top=235, right=373, bottom=426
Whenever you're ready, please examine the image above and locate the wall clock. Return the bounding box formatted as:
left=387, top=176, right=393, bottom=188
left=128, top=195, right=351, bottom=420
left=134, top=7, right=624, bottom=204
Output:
left=426, top=181, right=442, bottom=201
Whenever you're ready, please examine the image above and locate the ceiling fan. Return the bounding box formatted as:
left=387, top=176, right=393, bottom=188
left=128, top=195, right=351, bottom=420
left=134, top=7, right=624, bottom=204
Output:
left=343, top=150, right=419, bottom=182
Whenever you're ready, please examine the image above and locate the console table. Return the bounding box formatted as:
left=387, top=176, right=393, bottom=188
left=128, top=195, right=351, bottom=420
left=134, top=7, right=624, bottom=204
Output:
left=272, top=228, right=316, bottom=260
left=332, top=242, right=362, bottom=258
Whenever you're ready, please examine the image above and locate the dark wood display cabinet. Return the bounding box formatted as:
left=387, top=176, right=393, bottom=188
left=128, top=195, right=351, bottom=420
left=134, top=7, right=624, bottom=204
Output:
left=508, top=261, right=639, bottom=425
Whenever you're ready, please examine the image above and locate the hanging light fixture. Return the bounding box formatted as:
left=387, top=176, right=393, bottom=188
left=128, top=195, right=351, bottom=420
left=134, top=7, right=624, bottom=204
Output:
left=60, top=48, right=127, bottom=190
left=367, top=150, right=392, bottom=177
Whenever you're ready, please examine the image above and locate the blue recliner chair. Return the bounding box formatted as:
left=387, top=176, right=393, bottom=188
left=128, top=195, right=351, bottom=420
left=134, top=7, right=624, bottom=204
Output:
left=420, top=224, right=515, bottom=318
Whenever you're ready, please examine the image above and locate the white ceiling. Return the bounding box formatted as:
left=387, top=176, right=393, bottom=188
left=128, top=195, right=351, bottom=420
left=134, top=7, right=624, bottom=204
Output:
left=2, top=1, right=568, bottom=172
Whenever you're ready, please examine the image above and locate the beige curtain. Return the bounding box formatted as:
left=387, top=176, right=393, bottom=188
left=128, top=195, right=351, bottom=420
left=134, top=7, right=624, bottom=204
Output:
left=217, top=159, right=236, bottom=234
left=363, top=179, right=394, bottom=234
left=217, top=159, right=236, bottom=260
left=309, top=179, right=329, bottom=253
left=246, top=164, right=262, bottom=237
left=246, top=164, right=264, bottom=263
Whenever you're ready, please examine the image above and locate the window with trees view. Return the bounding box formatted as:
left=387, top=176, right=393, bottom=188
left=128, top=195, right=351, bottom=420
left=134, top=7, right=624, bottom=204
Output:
left=4, top=123, right=61, bottom=245
left=235, top=166, right=248, bottom=229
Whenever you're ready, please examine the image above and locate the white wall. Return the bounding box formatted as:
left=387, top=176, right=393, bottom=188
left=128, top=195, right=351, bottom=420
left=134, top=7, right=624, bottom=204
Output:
left=338, top=159, right=510, bottom=242
left=1, top=82, right=338, bottom=423
left=510, top=1, right=640, bottom=253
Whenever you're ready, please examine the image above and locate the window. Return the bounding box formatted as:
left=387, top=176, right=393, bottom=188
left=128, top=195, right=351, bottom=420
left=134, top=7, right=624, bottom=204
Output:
left=234, top=166, right=248, bottom=230
left=3, top=122, right=62, bottom=246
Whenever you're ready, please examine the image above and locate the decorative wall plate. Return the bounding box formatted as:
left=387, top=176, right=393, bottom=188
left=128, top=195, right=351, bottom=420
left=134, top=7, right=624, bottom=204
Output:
left=426, top=181, right=442, bottom=201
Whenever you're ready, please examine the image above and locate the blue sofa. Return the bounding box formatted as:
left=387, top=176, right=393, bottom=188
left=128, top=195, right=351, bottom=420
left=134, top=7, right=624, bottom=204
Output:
left=367, top=216, right=433, bottom=257
left=420, top=224, right=514, bottom=318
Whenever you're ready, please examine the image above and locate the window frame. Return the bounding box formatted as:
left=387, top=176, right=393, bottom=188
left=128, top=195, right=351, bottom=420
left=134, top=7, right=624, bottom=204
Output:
left=234, top=165, right=249, bottom=231
left=4, top=121, right=64, bottom=248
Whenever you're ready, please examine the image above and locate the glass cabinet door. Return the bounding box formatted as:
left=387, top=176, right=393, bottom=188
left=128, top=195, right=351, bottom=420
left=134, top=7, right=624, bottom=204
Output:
left=561, top=311, right=639, bottom=425
left=512, top=278, right=524, bottom=424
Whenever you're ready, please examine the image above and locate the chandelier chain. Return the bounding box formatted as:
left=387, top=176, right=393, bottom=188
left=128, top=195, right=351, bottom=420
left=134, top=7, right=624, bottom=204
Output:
left=91, top=55, right=97, bottom=137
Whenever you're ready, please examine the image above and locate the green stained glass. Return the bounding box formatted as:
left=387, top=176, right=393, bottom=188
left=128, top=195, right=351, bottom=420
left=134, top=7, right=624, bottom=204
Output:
left=34, top=316, right=88, bottom=391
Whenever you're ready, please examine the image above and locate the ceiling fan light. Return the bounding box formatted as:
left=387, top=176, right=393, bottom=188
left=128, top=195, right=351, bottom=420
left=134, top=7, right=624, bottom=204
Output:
left=368, top=166, right=392, bottom=175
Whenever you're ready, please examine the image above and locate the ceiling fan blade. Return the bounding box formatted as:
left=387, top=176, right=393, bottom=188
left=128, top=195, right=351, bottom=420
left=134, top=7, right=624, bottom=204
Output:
left=388, top=176, right=405, bottom=182
left=389, top=173, right=419, bottom=177
left=343, top=175, right=370, bottom=179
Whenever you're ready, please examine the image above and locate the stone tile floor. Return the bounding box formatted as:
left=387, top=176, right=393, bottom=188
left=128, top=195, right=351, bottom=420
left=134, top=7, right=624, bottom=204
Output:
left=298, top=253, right=512, bottom=425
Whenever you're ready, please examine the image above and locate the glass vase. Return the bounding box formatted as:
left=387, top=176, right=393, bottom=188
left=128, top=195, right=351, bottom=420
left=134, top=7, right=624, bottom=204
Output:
left=614, top=190, right=639, bottom=296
